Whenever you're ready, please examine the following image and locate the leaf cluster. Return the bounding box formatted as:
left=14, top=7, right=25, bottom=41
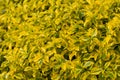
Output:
left=0, top=0, right=120, bottom=80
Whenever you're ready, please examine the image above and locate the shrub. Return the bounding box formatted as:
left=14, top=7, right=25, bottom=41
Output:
left=0, top=0, right=120, bottom=80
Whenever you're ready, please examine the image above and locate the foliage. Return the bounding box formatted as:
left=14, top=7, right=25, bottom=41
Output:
left=0, top=0, right=120, bottom=80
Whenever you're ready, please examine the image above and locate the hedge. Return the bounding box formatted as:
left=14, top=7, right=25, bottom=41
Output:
left=0, top=0, right=120, bottom=80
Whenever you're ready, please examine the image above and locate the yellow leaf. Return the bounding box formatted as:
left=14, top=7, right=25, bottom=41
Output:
left=19, top=31, right=29, bottom=38
left=86, top=0, right=94, bottom=5
left=33, top=53, right=41, bottom=62
left=83, top=61, right=94, bottom=68
left=69, top=51, right=77, bottom=60
left=62, top=63, right=67, bottom=71
left=93, top=53, right=98, bottom=61
left=43, top=56, right=49, bottom=63
left=55, top=18, right=61, bottom=25
left=103, top=35, right=111, bottom=45
left=49, top=0, right=55, bottom=6
left=90, top=75, right=97, bottom=80
left=91, top=67, right=102, bottom=75
left=81, top=71, right=90, bottom=80
left=24, top=67, right=32, bottom=71
left=104, top=61, right=111, bottom=69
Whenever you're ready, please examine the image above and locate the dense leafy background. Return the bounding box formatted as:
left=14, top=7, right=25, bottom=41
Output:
left=0, top=0, right=120, bottom=80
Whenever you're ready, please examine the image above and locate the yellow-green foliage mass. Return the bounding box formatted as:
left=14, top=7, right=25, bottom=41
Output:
left=0, top=0, right=120, bottom=80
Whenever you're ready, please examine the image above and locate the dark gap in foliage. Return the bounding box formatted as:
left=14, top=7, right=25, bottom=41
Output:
left=114, top=44, right=120, bottom=53
left=95, top=45, right=99, bottom=49
left=101, top=18, right=109, bottom=24
left=109, top=55, right=114, bottom=60
left=28, top=15, right=32, bottom=18
left=20, top=0, right=24, bottom=4
left=0, top=66, right=10, bottom=74
left=63, top=52, right=69, bottom=60
left=117, top=66, right=120, bottom=71
left=96, top=75, right=99, bottom=79
left=90, top=58, right=95, bottom=62
left=71, top=55, right=76, bottom=61
left=12, top=46, right=15, bottom=49
left=74, top=41, right=80, bottom=46
left=58, top=67, right=62, bottom=74
left=42, top=4, right=50, bottom=12
left=46, top=47, right=54, bottom=51
left=24, top=71, right=33, bottom=79
left=34, top=50, right=39, bottom=53
left=0, top=55, right=6, bottom=66
left=54, top=32, right=59, bottom=38
left=91, top=22, right=96, bottom=28
left=5, top=66, right=10, bottom=72
left=99, top=37, right=104, bottom=41
left=2, top=66, right=10, bottom=73
left=12, top=0, right=20, bottom=3
left=56, top=46, right=64, bottom=54
left=45, top=5, right=50, bottom=10
left=35, top=69, right=43, bottom=80
left=114, top=44, right=120, bottom=49
left=0, top=35, right=4, bottom=42
left=106, top=77, right=112, bottom=80
left=53, top=59, right=56, bottom=62
left=12, top=42, right=16, bottom=49
left=44, top=41, right=47, bottom=45
left=28, top=63, right=31, bottom=66
left=2, top=45, right=9, bottom=50
left=38, top=69, right=42, bottom=73
left=1, top=9, right=6, bottom=14
left=112, top=2, right=120, bottom=13
left=42, top=68, right=52, bottom=80
left=3, top=25, right=8, bottom=31
left=74, top=28, right=79, bottom=34
left=0, top=44, right=2, bottom=48
left=100, top=28, right=107, bottom=37
left=66, top=22, right=71, bottom=27
left=79, top=12, right=85, bottom=21
left=117, top=76, right=120, bottom=80
left=49, top=53, right=54, bottom=60
left=0, top=23, right=4, bottom=26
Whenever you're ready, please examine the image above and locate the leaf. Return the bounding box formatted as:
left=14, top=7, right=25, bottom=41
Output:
left=92, top=28, right=97, bottom=38
left=106, top=71, right=116, bottom=79
left=49, top=0, right=55, bottom=6
left=33, top=53, right=42, bottom=62
left=118, top=71, right=120, bottom=76
left=74, top=68, right=82, bottom=78
left=24, top=67, right=32, bottom=71
left=19, top=31, right=29, bottom=38
left=62, top=63, right=67, bottom=71
left=81, top=71, right=90, bottom=80
left=69, top=51, right=77, bottom=60
left=14, top=73, right=24, bottom=79
left=83, top=61, right=94, bottom=68
left=90, top=75, right=97, bottom=80
left=93, top=53, right=98, bottom=61
left=91, top=67, right=102, bottom=75
left=55, top=18, right=61, bottom=25
left=104, top=61, right=111, bottom=69
left=86, top=0, right=94, bottom=5
left=103, top=35, right=111, bottom=45
left=43, top=55, right=49, bottom=63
